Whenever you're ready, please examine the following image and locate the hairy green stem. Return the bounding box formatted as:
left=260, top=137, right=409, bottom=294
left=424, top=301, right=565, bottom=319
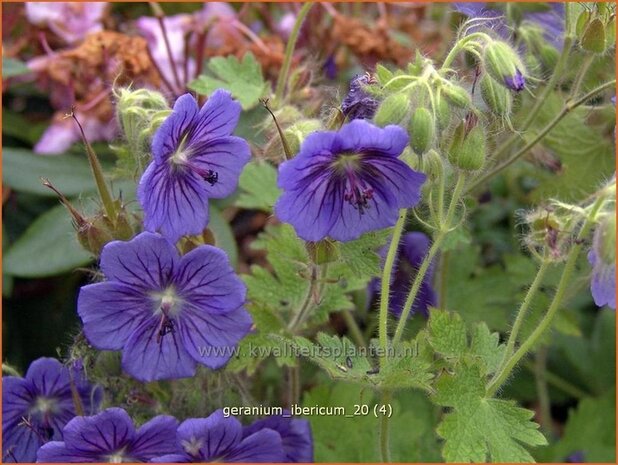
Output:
left=378, top=210, right=407, bottom=367
left=274, top=2, right=313, bottom=104
left=487, top=195, right=606, bottom=396
left=288, top=264, right=321, bottom=331
left=534, top=346, right=553, bottom=434
left=466, top=79, right=616, bottom=194
left=499, top=259, right=550, bottom=371
left=444, top=172, right=466, bottom=228
left=379, top=390, right=393, bottom=463
left=569, top=53, right=595, bottom=99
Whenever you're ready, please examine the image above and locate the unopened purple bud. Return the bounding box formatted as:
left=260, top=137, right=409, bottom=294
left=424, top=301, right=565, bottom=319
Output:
left=341, top=74, right=379, bottom=121
left=504, top=69, right=526, bottom=92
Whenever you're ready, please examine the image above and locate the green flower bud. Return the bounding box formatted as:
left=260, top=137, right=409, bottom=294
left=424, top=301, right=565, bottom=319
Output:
left=480, top=74, right=512, bottom=116
left=576, top=10, right=592, bottom=37
left=420, top=149, right=444, bottom=182
left=441, top=83, right=471, bottom=109
left=77, top=217, right=115, bottom=257
left=306, top=239, right=340, bottom=265
left=373, top=93, right=410, bottom=126
left=284, top=119, right=322, bottom=155
left=115, top=87, right=171, bottom=168
left=482, top=40, right=526, bottom=91
left=448, top=121, right=486, bottom=171
left=581, top=18, right=607, bottom=53
left=409, top=107, right=435, bottom=155
left=436, top=96, right=451, bottom=129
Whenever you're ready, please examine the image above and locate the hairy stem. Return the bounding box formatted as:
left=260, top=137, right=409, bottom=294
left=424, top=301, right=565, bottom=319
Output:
left=379, top=390, right=393, bottom=463
left=274, top=2, right=313, bottom=104
left=534, top=346, right=553, bottom=434
left=487, top=195, right=606, bottom=396
left=466, top=79, right=616, bottom=193
left=498, top=258, right=550, bottom=371
left=378, top=210, right=407, bottom=368
left=523, top=361, right=589, bottom=399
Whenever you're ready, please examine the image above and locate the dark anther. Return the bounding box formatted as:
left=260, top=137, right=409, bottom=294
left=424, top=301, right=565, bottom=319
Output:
left=203, top=170, right=219, bottom=186
left=156, top=316, right=176, bottom=344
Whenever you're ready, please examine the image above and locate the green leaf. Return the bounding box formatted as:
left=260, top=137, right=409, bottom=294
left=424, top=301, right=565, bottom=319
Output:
left=4, top=204, right=92, bottom=277
left=208, top=206, right=238, bottom=266
left=188, top=52, right=269, bottom=110
left=428, top=309, right=468, bottom=359
left=243, top=224, right=369, bottom=327
left=434, top=363, right=547, bottom=462
left=3, top=147, right=96, bottom=196
left=235, top=161, right=281, bottom=212
left=2, top=110, right=47, bottom=144
left=527, top=93, right=615, bottom=202
left=338, top=230, right=390, bottom=278
left=2, top=57, right=30, bottom=78
left=469, top=323, right=506, bottom=376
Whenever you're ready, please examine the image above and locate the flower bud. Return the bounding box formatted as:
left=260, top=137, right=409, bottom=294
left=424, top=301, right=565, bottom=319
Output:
left=77, top=216, right=115, bottom=256
left=306, top=239, right=340, bottom=265
left=441, top=83, right=471, bottom=109
left=115, top=87, right=171, bottom=163
left=480, top=74, right=512, bottom=116
left=448, top=120, right=486, bottom=171
left=420, top=149, right=444, bottom=182
left=482, top=40, right=526, bottom=92
left=373, top=93, right=410, bottom=126
left=409, top=107, right=435, bottom=155
left=580, top=18, right=607, bottom=53
left=284, top=119, right=322, bottom=155
left=436, top=96, right=451, bottom=129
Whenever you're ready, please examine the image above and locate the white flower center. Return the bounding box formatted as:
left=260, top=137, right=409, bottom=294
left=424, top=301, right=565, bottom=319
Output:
left=31, top=396, right=58, bottom=415
left=151, top=287, right=182, bottom=317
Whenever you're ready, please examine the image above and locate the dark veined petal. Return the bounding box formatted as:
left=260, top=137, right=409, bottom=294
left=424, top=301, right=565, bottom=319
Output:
left=188, top=136, right=251, bottom=199
left=2, top=376, right=34, bottom=429
left=151, top=93, right=199, bottom=163
left=4, top=417, right=42, bottom=463
left=186, top=89, right=242, bottom=146
left=61, top=408, right=136, bottom=457
left=36, top=441, right=98, bottom=463
left=99, top=232, right=178, bottom=289
left=77, top=282, right=152, bottom=350
left=175, top=245, right=246, bottom=315
left=362, top=154, right=426, bottom=208
left=151, top=453, right=192, bottom=463
left=177, top=411, right=242, bottom=460
left=24, top=358, right=70, bottom=399
left=138, top=161, right=209, bottom=244
left=179, top=305, right=252, bottom=370
left=244, top=415, right=313, bottom=463
left=129, top=415, right=179, bottom=461
left=225, top=428, right=285, bottom=463
left=121, top=318, right=197, bottom=382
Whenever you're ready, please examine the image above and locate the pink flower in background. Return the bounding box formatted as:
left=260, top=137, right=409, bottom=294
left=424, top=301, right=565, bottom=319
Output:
left=34, top=111, right=117, bottom=156
left=136, top=14, right=195, bottom=93
left=25, top=2, right=107, bottom=44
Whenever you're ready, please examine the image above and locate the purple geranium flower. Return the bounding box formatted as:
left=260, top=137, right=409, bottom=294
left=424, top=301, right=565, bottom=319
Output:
left=2, top=358, right=101, bottom=463
left=370, top=232, right=437, bottom=318
left=341, top=74, right=379, bottom=121
left=138, top=91, right=251, bottom=243
left=77, top=232, right=252, bottom=382
left=152, top=410, right=285, bottom=463
left=37, top=408, right=178, bottom=462
left=275, top=120, right=426, bottom=242
left=243, top=412, right=313, bottom=463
